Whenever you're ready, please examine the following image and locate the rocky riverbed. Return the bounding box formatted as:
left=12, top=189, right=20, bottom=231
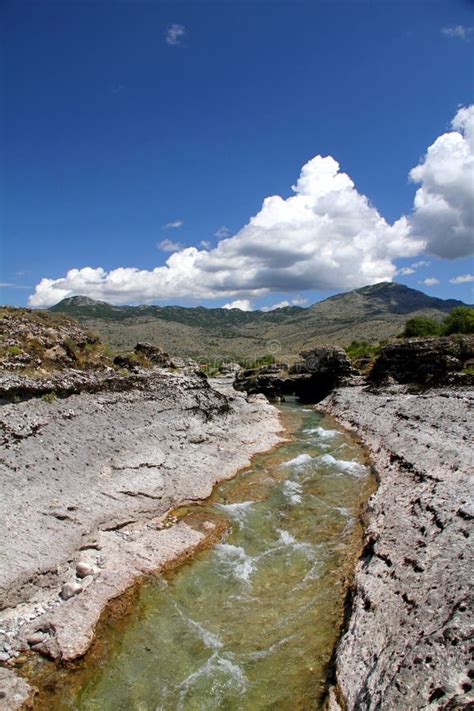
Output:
left=1, top=317, right=473, bottom=710
left=320, top=383, right=473, bottom=710
left=0, top=370, right=283, bottom=708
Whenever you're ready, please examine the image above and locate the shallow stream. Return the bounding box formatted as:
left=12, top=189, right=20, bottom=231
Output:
left=34, top=401, right=374, bottom=710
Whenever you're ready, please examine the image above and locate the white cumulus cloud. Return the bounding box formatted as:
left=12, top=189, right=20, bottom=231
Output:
left=261, top=297, right=307, bottom=312
left=0, top=283, right=31, bottom=289
left=449, top=273, right=474, bottom=284
left=407, top=105, right=474, bottom=259
left=397, top=260, right=432, bottom=276
left=410, top=260, right=431, bottom=268
left=163, top=219, right=183, bottom=229
left=158, top=239, right=183, bottom=252
left=420, top=277, right=440, bottom=287
left=214, top=226, right=231, bottom=238
left=222, top=299, right=253, bottom=311
left=165, top=24, right=186, bottom=46
left=29, top=159, right=423, bottom=307
left=441, top=25, right=474, bottom=40
left=261, top=300, right=291, bottom=311
left=29, top=154, right=426, bottom=307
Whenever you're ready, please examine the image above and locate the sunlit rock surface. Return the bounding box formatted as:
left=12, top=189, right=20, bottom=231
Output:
left=321, top=384, right=473, bottom=710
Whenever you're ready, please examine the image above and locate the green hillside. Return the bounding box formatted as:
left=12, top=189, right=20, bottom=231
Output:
left=49, top=282, right=468, bottom=360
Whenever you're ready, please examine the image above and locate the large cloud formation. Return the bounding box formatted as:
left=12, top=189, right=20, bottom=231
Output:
left=408, top=105, right=474, bottom=258
left=29, top=106, right=473, bottom=308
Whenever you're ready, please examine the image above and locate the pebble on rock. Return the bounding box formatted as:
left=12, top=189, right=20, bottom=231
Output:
left=60, top=582, right=83, bottom=600
left=12, top=655, right=28, bottom=666
left=27, top=632, right=46, bottom=646
left=76, top=562, right=94, bottom=578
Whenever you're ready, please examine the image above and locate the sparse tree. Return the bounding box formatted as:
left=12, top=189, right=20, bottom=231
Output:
left=442, top=306, right=474, bottom=335
left=402, top=316, right=441, bottom=338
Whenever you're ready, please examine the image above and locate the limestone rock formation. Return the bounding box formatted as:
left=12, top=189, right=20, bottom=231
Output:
left=0, top=367, right=179, bottom=402
left=235, top=346, right=352, bottom=402
left=219, top=362, right=241, bottom=374
left=291, top=345, right=352, bottom=376
left=113, top=342, right=173, bottom=370
left=370, top=335, right=474, bottom=386
left=0, top=307, right=106, bottom=373
left=321, top=385, right=473, bottom=710
left=0, top=368, right=281, bottom=683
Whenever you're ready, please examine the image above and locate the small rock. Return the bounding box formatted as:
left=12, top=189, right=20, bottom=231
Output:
left=0, top=652, right=10, bottom=662
left=60, top=582, right=83, bottom=600
left=75, top=561, right=94, bottom=578
left=27, top=633, right=46, bottom=646
left=12, top=655, right=28, bottom=666
left=203, top=521, right=216, bottom=531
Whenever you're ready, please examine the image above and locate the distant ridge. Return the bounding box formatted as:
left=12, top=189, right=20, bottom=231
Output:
left=50, top=295, right=304, bottom=325
left=319, top=282, right=464, bottom=314
left=49, top=282, right=469, bottom=358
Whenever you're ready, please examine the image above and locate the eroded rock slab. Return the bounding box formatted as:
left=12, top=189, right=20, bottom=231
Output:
left=321, top=384, right=473, bottom=710
left=0, top=370, right=282, bottom=694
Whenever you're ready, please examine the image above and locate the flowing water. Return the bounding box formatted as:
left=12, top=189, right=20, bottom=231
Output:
left=33, top=401, right=374, bottom=710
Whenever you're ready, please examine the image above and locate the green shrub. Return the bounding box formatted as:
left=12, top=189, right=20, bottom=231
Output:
left=442, top=306, right=474, bottom=335
left=238, top=354, right=276, bottom=369
left=253, top=354, right=276, bottom=368
left=28, top=338, right=45, bottom=356
left=401, top=316, right=442, bottom=338
left=41, top=392, right=57, bottom=403
left=345, top=340, right=380, bottom=359
left=6, top=345, right=22, bottom=356
left=401, top=307, right=474, bottom=338
left=63, top=337, right=78, bottom=357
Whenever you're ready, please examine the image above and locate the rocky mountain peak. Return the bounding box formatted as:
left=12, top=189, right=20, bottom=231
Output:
left=56, top=295, right=106, bottom=307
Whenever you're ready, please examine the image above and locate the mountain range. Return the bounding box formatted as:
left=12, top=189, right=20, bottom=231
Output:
left=49, top=282, right=468, bottom=360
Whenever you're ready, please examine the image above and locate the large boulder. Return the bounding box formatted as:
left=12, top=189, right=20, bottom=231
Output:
left=258, top=362, right=289, bottom=374
left=134, top=342, right=172, bottom=367
left=235, top=346, right=352, bottom=402
left=234, top=370, right=297, bottom=401
left=219, top=362, right=241, bottom=374
left=113, top=343, right=173, bottom=371
left=370, top=335, right=474, bottom=386
left=290, top=346, right=352, bottom=377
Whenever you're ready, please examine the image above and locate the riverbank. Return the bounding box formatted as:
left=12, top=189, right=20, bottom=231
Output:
left=0, top=371, right=283, bottom=708
left=320, top=383, right=473, bottom=710
left=25, top=401, right=374, bottom=710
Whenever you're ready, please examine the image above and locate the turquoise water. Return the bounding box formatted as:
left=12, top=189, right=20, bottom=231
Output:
left=35, top=402, right=373, bottom=710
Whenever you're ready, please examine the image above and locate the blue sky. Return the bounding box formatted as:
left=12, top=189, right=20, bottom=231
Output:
left=2, top=0, right=473, bottom=310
